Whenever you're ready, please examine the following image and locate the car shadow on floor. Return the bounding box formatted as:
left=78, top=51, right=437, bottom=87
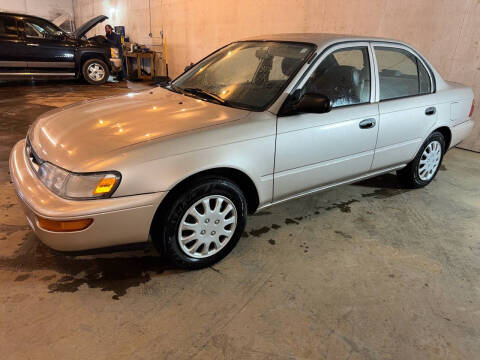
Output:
left=0, top=231, right=182, bottom=300
left=1, top=173, right=411, bottom=300
left=351, top=173, right=413, bottom=199
left=353, top=173, right=403, bottom=189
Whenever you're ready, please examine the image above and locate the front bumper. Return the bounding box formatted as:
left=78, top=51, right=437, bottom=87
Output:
left=9, top=139, right=166, bottom=251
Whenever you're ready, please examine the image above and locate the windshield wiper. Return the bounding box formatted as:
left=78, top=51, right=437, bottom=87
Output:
left=166, top=83, right=184, bottom=94
left=182, top=87, right=227, bottom=105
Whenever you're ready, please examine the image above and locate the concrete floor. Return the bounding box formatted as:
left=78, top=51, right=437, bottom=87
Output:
left=0, top=80, right=479, bottom=360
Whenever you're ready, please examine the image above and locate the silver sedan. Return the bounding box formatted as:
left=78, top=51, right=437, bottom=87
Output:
left=10, top=34, right=475, bottom=269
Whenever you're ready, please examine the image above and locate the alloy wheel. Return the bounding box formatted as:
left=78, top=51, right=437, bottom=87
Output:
left=87, top=63, right=105, bottom=82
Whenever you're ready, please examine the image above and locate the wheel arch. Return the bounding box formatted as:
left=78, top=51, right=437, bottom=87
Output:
left=149, top=167, right=260, bottom=253
left=433, top=126, right=452, bottom=150
left=152, top=167, right=260, bottom=223
left=79, top=52, right=111, bottom=71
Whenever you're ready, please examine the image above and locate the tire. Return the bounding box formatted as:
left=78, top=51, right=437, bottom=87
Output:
left=151, top=177, right=248, bottom=270
left=397, top=131, right=445, bottom=188
left=82, top=58, right=110, bottom=85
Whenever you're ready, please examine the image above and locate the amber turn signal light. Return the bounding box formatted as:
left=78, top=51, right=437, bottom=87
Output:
left=37, top=217, right=93, bottom=232
left=469, top=99, right=475, bottom=117
left=93, top=177, right=117, bottom=195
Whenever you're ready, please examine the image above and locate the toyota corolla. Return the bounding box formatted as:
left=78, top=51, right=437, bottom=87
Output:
left=10, top=34, right=474, bottom=269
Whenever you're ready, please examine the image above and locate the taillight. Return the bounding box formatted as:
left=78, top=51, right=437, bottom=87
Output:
left=469, top=99, right=475, bottom=117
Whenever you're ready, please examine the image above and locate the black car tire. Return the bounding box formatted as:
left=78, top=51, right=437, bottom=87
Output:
left=397, top=131, right=446, bottom=188
left=82, top=58, right=110, bottom=85
left=151, top=177, right=248, bottom=270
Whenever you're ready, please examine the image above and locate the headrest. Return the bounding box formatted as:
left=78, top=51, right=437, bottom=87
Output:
left=281, top=57, right=298, bottom=77
left=325, top=65, right=360, bottom=86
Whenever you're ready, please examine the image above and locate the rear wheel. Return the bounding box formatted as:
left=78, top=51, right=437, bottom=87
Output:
left=397, top=131, right=445, bottom=188
left=151, top=177, right=247, bottom=269
left=82, top=58, right=109, bottom=85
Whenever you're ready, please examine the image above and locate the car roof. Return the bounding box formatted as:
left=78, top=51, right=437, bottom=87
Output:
left=241, top=33, right=407, bottom=48
left=0, top=11, right=49, bottom=22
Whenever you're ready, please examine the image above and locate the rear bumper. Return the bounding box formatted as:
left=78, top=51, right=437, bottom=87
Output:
left=9, top=139, right=166, bottom=251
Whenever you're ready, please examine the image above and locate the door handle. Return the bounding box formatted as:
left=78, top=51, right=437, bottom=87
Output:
left=27, top=43, right=39, bottom=46
left=425, top=107, right=436, bottom=116
left=359, top=118, right=376, bottom=129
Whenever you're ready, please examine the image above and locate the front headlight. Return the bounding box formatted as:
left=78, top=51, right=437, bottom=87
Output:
left=110, top=47, right=119, bottom=59
left=37, top=161, right=121, bottom=200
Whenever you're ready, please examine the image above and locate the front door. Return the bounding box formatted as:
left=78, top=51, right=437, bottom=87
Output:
left=274, top=43, right=379, bottom=201
left=19, top=17, right=75, bottom=75
left=371, top=44, right=438, bottom=170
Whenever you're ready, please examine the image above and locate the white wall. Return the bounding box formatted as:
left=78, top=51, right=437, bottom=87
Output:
left=0, top=0, right=74, bottom=21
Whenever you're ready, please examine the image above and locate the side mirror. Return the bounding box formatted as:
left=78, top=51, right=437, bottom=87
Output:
left=293, top=93, right=331, bottom=114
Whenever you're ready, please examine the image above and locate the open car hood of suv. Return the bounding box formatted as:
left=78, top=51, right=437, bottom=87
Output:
left=73, top=15, right=108, bottom=39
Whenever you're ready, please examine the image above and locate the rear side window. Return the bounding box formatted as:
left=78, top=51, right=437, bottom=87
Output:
left=0, top=16, right=18, bottom=38
left=375, top=47, right=432, bottom=101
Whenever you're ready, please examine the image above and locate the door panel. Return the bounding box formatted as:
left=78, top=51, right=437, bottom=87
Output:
left=275, top=103, right=379, bottom=199
left=372, top=94, right=438, bottom=169
left=273, top=44, right=378, bottom=201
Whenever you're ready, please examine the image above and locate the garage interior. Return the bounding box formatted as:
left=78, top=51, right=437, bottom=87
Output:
left=1, top=1, right=480, bottom=359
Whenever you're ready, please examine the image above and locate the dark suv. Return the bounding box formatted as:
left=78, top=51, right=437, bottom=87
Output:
left=0, top=13, right=120, bottom=84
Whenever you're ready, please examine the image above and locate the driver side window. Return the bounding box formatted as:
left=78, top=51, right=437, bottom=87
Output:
left=303, top=47, right=371, bottom=108
left=23, top=18, right=62, bottom=40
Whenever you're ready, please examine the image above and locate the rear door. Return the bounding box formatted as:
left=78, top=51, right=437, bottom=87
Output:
left=371, top=43, right=437, bottom=170
left=19, top=16, right=75, bottom=76
left=0, top=14, right=28, bottom=75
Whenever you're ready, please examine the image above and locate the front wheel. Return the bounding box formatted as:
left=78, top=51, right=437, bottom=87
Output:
left=82, top=58, right=110, bottom=85
left=397, top=131, right=445, bottom=188
left=151, top=177, right=248, bottom=269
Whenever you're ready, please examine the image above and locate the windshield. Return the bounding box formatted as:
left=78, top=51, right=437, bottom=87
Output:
left=172, top=41, right=316, bottom=111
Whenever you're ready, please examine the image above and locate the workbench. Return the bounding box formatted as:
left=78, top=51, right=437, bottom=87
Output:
left=125, top=52, right=157, bottom=80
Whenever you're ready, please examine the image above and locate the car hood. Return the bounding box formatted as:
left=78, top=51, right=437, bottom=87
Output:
left=73, top=15, right=108, bottom=39
left=29, top=87, right=250, bottom=172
